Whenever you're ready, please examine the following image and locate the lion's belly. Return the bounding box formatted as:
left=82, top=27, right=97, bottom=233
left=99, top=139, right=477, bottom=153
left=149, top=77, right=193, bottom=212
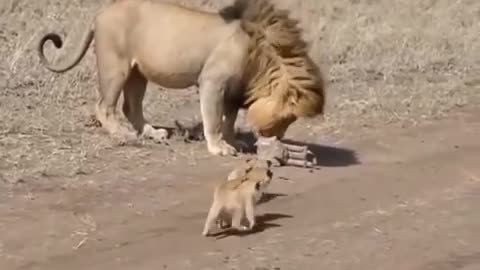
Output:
left=140, top=68, right=199, bottom=89
left=127, top=3, right=239, bottom=89
left=132, top=34, right=209, bottom=89
left=136, top=59, right=201, bottom=89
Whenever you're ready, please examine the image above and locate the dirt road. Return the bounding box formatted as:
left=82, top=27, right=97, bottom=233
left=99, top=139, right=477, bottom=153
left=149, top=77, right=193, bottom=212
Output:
left=1, top=109, right=479, bottom=270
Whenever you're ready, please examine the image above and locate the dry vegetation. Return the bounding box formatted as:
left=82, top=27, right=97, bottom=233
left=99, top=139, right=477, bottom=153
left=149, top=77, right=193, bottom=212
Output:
left=0, top=0, right=479, bottom=183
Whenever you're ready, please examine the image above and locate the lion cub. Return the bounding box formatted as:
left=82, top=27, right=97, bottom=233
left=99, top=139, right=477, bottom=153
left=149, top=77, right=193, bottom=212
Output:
left=202, top=159, right=273, bottom=236
left=226, top=158, right=272, bottom=203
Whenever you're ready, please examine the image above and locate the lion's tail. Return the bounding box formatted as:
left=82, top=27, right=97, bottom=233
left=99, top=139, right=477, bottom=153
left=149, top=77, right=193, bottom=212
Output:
left=38, top=22, right=95, bottom=73
left=38, top=0, right=120, bottom=73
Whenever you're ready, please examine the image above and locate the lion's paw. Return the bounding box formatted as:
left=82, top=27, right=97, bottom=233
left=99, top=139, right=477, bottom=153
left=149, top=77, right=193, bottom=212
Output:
left=208, top=140, right=237, bottom=156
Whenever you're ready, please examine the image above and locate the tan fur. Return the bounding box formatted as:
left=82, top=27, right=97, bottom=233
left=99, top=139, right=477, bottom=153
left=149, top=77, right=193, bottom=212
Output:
left=238, top=0, right=326, bottom=138
left=226, top=158, right=272, bottom=203
left=202, top=160, right=273, bottom=236
left=37, top=0, right=325, bottom=156
left=226, top=158, right=271, bottom=180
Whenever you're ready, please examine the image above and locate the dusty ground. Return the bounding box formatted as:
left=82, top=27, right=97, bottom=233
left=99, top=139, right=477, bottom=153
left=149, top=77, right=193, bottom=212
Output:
left=2, top=108, right=480, bottom=270
left=1, top=0, right=480, bottom=269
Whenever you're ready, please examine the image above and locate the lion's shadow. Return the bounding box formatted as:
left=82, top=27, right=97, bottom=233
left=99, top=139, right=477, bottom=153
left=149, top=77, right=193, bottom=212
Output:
left=151, top=125, right=359, bottom=168
left=236, top=131, right=360, bottom=168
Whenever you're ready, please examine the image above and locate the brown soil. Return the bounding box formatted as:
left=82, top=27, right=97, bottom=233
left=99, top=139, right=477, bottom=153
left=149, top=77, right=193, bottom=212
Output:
left=2, top=109, right=480, bottom=270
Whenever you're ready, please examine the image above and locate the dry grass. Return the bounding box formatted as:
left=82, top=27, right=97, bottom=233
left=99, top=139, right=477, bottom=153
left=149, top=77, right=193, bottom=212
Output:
left=0, top=0, right=479, bottom=183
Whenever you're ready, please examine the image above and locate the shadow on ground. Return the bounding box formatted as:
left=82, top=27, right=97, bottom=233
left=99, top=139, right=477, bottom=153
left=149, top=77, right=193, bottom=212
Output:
left=151, top=126, right=360, bottom=168
left=211, top=213, right=294, bottom=239
left=282, top=138, right=360, bottom=167
left=237, top=131, right=360, bottom=167
left=421, top=252, right=480, bottom=270
left=257, top=192, right=288, bottom=205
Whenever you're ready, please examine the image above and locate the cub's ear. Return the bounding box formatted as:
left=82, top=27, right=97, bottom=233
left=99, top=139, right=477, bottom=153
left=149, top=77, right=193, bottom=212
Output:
left=227, top=167, right=246, bottom=181
left=244, top=158, right=257, bottom=172
left=265, top=160, right=272, bottom=168
left=245, top=157, right=254, bottom=166
left=266, top=169, right=273, bottom=178
left=256, top=159, right=272, bottom=170
left=227, top=158, right=255, bottom=181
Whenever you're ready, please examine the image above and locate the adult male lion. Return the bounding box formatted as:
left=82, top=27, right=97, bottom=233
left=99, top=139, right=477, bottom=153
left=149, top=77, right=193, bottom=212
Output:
left=37, top=0, right=325, bottom=156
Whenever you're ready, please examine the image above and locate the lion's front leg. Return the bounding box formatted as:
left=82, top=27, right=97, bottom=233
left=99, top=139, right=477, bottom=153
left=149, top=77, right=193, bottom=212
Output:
left=222, top=106, right=249, bottom=153
left=222, top=107, right=238, bottom=142
left=198, top=80, right=237, bottom=156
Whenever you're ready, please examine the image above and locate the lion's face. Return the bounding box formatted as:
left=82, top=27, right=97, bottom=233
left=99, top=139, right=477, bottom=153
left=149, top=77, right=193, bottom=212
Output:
left=237, top=0, right=325, bottom=142
left=255, top=116, right=296, bottom=138
left=246, top=97, right=297, bottom=139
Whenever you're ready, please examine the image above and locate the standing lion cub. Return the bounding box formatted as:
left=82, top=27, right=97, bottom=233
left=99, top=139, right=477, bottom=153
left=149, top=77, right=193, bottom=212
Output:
left=202, top=159, right=273, bottom=236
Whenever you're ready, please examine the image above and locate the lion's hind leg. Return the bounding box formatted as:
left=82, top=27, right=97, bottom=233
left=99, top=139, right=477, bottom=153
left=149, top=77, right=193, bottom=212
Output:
left=94, top=46, right=136, bottom=144
left=122, top=67, right=168, bottom=143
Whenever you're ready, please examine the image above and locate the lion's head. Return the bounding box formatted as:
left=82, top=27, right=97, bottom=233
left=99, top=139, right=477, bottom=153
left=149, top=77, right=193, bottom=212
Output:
left=238, top=0, right=325, bottom=139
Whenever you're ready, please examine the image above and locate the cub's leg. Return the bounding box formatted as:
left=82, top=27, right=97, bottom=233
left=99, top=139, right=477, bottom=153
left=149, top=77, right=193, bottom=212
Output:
left=202, top=201, right=223, bottom=236
left=122, top=67, right=168, bottom=143
left=217, top=211, right=232, bottom=229
left=94, top=47, right=135, bottom=143
left=244, top=197, right=256, bottom=230
left=231, top=208, right=248, bottom=231
left=198, top=79, right=237, bottom=156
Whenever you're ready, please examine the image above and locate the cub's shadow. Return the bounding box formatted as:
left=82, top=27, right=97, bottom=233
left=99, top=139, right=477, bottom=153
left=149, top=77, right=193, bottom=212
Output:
left=236, top=131, right=360, bottom=168
left=257, top=192, right=287, bottom=205
left=211, top=212, right=294, bottom=240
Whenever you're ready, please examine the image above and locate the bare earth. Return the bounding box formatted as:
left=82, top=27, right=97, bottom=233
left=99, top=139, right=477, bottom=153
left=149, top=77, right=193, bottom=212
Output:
left=1, top=0, right=480, bottom=269
left=1, top=109, right=479, bottom=270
